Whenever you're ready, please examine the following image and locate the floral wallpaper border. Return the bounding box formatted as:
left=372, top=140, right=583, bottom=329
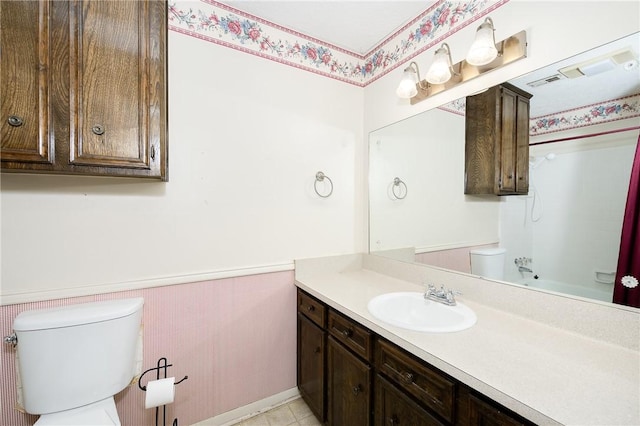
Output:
left=530, top=94, right=640, bottom=135
left=168, top=1, right=639, bottom=136
left=168, top=0, right=506, bottom=87
left=436, top=94, right=640, bottom=135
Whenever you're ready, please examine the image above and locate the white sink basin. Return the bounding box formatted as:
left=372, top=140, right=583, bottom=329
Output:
left=367, top=292, right=477, bottom=332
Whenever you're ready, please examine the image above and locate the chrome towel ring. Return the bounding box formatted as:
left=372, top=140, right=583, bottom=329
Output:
left=392, top=177, right=407, bottom=199
left=314, top=171, right=333, bottom=198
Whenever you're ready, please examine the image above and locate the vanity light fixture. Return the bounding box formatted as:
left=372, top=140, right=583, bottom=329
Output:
left=396, top=18, right=527, bottom=105
left=396, top=61, right=428, bottom=99
left=466, top=17, right=499, bottom=66
left=425, top=43, right=460, bottom=84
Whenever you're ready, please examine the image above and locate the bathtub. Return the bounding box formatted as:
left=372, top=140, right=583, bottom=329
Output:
left=516, top=278, right=613, bottom=302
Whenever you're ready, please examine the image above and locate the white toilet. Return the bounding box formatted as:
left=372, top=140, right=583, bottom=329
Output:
left=12, top=298, right=144, bottom=425
left=470, top=247, right=506, bottom=280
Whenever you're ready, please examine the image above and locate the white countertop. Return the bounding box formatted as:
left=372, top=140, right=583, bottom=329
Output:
left=295, top=254, right=640, bottom=426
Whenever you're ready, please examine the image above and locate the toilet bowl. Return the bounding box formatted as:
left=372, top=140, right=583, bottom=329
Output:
left=470, top=247, right=506, bottom=280
left=34, top=397, right=120, bottom=426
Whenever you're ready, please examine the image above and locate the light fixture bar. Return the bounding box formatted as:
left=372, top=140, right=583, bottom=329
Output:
left=409, top=30, right=527, bottom=105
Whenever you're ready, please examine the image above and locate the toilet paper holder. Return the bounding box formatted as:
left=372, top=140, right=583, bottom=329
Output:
left=138, top=357, right=188, bottom=426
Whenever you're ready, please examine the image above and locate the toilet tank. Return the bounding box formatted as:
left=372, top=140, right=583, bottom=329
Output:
left=13, top=298, right=143, bottom=415
left=469, top=248, right=506, bottom=280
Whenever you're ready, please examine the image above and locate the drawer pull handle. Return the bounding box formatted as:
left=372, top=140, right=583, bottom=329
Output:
left=307, top=305, right=315, bottom=312
left=342, top=328, right=353, bottom=338
left=92, top=124, right=105, bottom=135
left=352, top=385, right=361, bottom=395
left=151, top=145, right=156, bottom=161
left=8, top=115, right=24, bottom=127
left=314, top=347, right=321, bottom=354
left=400, top=371, right=414, bottom=384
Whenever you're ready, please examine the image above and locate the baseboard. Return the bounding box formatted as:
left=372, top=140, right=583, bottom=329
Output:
left=191, top=387, right=301, bottom=426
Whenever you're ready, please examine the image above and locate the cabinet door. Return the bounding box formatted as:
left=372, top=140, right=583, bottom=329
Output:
left=328, top=336, right=371, bottom=426
left=498, top=87, right=517, bottom=194
left=297, top=313, right=326, bottom=423
left=514, top=95, right=530, bottom=193
left=0, top=0, right=53, bottom=164
left=375, top=375, right=444, bottom=426
left=67, top=0, right=166, bottom=177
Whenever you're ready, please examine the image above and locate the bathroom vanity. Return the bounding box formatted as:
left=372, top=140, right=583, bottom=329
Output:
left=295, top=253, right=640, bottom=425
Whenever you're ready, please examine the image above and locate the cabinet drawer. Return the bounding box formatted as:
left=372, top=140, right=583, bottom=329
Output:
left=328, top=309, right=373, bottom=362
left=297, top=289, right=326, bottom=328
left=457, top=385, right=533, bottom=426
left=376, top=339, right=455, bottom=423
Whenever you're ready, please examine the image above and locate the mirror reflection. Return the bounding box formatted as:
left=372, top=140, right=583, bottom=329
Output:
left=369, top=32, right=640, bottom=304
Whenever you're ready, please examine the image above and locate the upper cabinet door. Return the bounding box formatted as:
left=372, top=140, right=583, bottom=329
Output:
left=68, top=0, right=165, bottom=177
left=0, top=0, right=53, bottom=165
left=1, top=0, right=167, bottom=181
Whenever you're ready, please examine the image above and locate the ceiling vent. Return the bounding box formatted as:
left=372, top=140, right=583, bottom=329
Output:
left=559, top=47, right=637, bottom=78
left=526, top=73, right=565, bottom=88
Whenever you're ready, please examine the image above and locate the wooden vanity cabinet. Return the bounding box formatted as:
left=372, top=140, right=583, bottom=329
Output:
left=297, top=290, right=327, bottom=422
left=464, top=83, right=532, bottom=195
left=296, top=288, right=534, bottom=426
left=0, top=0, right=167, bottom=180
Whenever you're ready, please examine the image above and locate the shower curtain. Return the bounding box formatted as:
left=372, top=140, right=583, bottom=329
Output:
left=613, top=134, right=640, bottom=308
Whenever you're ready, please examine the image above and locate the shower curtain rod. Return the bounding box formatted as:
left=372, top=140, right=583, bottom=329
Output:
left=530, top=125, right=640, bottom=146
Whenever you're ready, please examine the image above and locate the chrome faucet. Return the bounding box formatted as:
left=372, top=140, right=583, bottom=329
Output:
left=424, top=284, right=459, bottom=306
left=515, top=257, right=533, bottom=274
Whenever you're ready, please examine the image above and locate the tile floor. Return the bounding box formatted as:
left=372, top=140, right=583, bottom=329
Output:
left=232, top=398, right=321, bottom=426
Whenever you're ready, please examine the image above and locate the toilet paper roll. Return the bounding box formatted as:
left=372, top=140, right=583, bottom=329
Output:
left=145, top=377, right=175, bottom=409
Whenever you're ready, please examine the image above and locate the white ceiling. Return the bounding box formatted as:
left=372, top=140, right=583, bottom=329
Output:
left=219, top=1, right=431, bottom=54
left=218, top=2, right=639, bottom=116
left=510, top=32, right=640, bottom=117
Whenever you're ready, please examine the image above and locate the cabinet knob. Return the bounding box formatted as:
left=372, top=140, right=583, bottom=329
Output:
left=342, top=328, right=353, bottom=338
left=389, top=415, right=399, bottom=425
left=352, top=385, right=361, bottom=395
left=307, top=305, right=315, bottom=312
left=400, top=371, right=414, bottom=384
left=7, top=115, right=24, bottom=127
left=92, top=124, right=105, bottom=135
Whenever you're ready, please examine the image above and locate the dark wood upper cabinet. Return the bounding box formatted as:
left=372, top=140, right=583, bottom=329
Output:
left=464, top=83, right=532, bottom=195
left=1, top=0, right=167, bottom=180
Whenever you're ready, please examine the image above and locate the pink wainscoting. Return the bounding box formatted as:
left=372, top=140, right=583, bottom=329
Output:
left=415, top=244, right=498, bottom=273
left=0, top=271, right=297, bottom=426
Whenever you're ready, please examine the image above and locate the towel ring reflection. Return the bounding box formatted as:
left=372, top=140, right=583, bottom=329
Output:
left=314, top=171, right=333, bottom=198
left=392, top=177, right=407, bottom=200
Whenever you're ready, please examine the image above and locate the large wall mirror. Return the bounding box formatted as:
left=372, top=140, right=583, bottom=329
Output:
left=369, top=32, right=640, bottom=304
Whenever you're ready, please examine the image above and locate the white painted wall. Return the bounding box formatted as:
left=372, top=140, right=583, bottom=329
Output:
left=0, top=33, right=364, bottom=302
left=1, top=1, right=638, bottom=303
